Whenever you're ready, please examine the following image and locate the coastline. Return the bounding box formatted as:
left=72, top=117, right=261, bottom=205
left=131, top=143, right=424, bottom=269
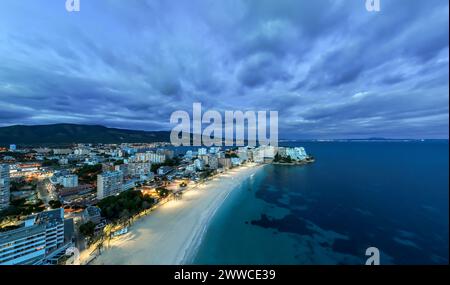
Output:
left=90, top=163, right=264, bottom=265
left=272, top=159, right=315, bottom=166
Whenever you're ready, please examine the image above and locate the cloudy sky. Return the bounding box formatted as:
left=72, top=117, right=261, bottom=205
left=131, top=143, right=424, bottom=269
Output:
left=0, top=0, right=448, bottom=139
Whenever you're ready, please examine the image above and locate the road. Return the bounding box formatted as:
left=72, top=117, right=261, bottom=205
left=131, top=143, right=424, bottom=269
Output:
left=36, top=178, right=58, bottom=206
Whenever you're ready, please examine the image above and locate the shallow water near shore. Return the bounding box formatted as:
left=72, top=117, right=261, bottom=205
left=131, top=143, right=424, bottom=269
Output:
left=193, top=141, right=449, bottom=265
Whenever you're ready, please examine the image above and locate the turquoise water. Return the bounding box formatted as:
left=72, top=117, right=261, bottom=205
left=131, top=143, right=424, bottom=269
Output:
left=192, top=141, right=449, bottom=265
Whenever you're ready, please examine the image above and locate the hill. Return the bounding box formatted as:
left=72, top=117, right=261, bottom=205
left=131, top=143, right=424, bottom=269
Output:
left=0, top=124, right=171, bottom=145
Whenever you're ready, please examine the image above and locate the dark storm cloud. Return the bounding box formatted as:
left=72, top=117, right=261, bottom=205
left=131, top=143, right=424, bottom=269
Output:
left=0, top=0, right=448, bottom=138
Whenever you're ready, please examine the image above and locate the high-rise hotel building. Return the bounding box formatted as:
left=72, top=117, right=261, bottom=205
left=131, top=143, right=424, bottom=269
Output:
left=0, top=209, right=72, bottom=265
left=0, top=164, right=10, bottom=211
left=97, top=171, right=124, bottom=200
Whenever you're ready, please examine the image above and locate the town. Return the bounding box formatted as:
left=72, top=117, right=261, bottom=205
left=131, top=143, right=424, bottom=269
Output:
left=0, top=143, right=313, bottom=265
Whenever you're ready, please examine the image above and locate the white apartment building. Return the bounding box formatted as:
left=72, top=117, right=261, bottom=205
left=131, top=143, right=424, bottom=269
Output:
left=148, top=152, right=166, bottom=164
left=0, top=164, right=10, bottom=210
left=237, top=147, right=249, bottom=161
left=127, top=162, right=152, bottom=177
left=133, top=152, right=165, bottom=164
left=53, top=149, right=72, bottom=155
left=74, top=148, right=90, bottom=156
left=209, top=156, right=219, bottom=170
left=59, top=174, right=78, bottom=188
left=97, top=171, right=124, bottom=200
left=285, top=147, right=308, bottom=160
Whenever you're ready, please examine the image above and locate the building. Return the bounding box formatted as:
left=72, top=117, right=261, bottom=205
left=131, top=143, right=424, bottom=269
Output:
left=0, top=209, right=73, bottom=265
left=285, top=147, right=308, bottom=160
left=277, top=147, right=287, bottom=157
left=127, top=162, right=151, bottom=177
left=194, top=159, right=205, bottom=171
left=157, top=149, right=174, bottom=160
left=250, top=146, right=276, bottom=163
left=209, top=147, right=220, bottom=154
left=209, top=156, right=219, bottom=170
left=132, top=151, right=166, bottom=164
left=198, top=154, right=209, bottom=165
left=157, top=166, right=173, bottom=176
left=263, top=146, right=276, bottom=159
left=121, top=147, right=137, bottom=156
left=231, top=157, right=242, bottom=166
left=82, top=206, right=102, bottom=224
left=0, top=164, right=10, bottom=210
left=148, top=152, right=166, bottom=164
left=58, top=184, right=93, bottom=200
left=185, top=164, right=195, bottom=173
left=184, top=150, right=193, bottom=160
left=122, top=180, right=136, bottom=192
left=9, top=144, right=16, bottom=152
left=59, top=174, right=78, bottom=188
left=53, top=149, right=72, bottom=155
left=114, top=164, right=129, bottom=176
left=198, top=148, right=208, bottom=156
left=74, top=148, right=90, bottom=156
left=252, top=148, right=265, bottom=163
left=97, top=171, right=124, bottom=200
left=237, top=147, right=249, bottom=161
left=218, top=158, right=232, bottom=169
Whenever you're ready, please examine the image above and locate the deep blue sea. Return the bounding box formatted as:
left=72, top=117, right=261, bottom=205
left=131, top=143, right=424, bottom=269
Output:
left=192, top=141, right=449, bottom=265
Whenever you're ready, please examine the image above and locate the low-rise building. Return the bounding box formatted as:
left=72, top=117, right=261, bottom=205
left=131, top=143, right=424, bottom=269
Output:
left=82, top=206, right=102, bottom=224
left=194, top=159, right=205, bottom=171
left=157, top=166, right=173, bottom=176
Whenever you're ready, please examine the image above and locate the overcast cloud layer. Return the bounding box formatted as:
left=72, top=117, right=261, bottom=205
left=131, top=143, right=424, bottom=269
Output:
left=0, top=0, right=448, bottom=139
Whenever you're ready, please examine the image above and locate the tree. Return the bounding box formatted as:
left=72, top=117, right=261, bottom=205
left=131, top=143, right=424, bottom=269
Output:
left=120, top=209, right=130, bottom=220
left=97, top=190, right=156, bottom=222
left=151, top=163, right=162, bottom=173
left=225, top=152, right=238, bottom=158
left=79, top=221, right=96, bottom=238
left=49, top=200, right=62, bottom=209
left=274, top=153, right=281, bottom=162
left=42, top=159, right=59, bottom=167
left=156, top=187, right=170, bottom=198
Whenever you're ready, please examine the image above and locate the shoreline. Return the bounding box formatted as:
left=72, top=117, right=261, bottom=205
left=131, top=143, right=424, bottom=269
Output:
left=272, top=159, right=315, bottom=166
left=89, top=163, right=264, bottom=265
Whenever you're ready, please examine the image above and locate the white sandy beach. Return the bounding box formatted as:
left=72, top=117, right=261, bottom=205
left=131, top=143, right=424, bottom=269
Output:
left=90, top=163, right=262, bottom=265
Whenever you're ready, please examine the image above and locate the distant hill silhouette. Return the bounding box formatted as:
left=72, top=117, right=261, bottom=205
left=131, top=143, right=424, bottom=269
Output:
left=0, top=124, right=171, bottom=145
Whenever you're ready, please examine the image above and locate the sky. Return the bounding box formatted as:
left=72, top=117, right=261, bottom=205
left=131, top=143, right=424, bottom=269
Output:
left=0, top=0, right=448, bottom=139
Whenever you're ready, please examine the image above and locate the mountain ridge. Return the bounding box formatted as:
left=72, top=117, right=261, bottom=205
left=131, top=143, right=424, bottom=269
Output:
left=0, top=124, right=171, bottom=145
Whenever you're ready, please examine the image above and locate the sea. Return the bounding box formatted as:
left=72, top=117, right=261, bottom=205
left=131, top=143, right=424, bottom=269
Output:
left=191, top=140, right=449, bottom=265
